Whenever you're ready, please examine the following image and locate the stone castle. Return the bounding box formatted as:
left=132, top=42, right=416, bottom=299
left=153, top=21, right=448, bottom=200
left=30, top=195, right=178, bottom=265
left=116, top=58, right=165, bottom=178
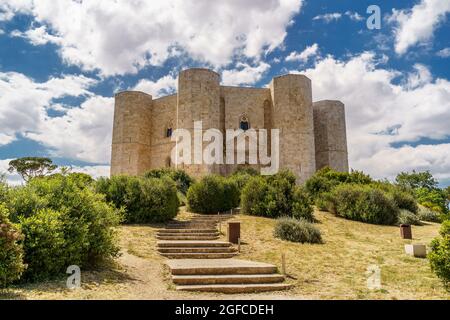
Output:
left=111, top=68, right=348, bottom=183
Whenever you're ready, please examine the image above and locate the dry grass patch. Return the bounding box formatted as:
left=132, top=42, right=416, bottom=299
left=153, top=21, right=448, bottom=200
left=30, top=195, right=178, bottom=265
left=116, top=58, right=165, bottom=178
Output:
left=234, top=210, right=448, bottom=299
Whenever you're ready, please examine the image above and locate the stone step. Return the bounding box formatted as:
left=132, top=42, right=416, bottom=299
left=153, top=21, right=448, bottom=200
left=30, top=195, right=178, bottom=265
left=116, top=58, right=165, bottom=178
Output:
left=157, top=231, right=219, bottom=237
left=158, top=228, right=218, bottom=234
left=160, top=252, right=238, bottom=259
left=158, top=247, right=236, bottom=253
left=172, top=274, right=285, bottom=285
left=167, top=259, right=278, bottom=275
left=167, top=222, right=218, bottom=226
left=175, top=283, right=292, bottom=293
left=157, top=241, right=232, bottom=248
left=156, top=235, right=220, bottom=240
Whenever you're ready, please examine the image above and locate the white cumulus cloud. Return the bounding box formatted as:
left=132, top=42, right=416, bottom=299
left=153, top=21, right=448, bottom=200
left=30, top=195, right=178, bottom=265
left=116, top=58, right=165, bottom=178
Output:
left=285, top=43, right=318, bottom=63
left=1, top=0, right=303, bottom=76
left=133, top=74, right=178, bottom=98
left=313, top=13, right=342, bottom=23
left=436, top=47, right=450, bottom=58
left=221, top=62, right=270, bottom=86
left=389, top=0, right=450, bottom=55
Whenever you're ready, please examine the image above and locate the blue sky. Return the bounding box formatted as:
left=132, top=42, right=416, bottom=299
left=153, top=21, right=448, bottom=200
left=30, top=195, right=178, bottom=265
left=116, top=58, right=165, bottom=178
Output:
left=0, top=0, right=449, bottom=186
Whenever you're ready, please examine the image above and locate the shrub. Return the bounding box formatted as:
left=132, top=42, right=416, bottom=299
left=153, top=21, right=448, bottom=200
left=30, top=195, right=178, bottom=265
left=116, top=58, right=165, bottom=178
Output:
left=144, top=168, right=193, bottom=194
left=187, top=175, right=238, bottom=214
left=274, top=217, right=322, bottom=244
left=95, top=175, right=129, bottom=210
left=304, top=174, right=334, bottom=200
left=315, top=192, right=332, bottom=211
left=428, top=222, right=450, bottom=288
left=19, top=209, right=67, bottom=281
left=292, top=186, right=314, bottom=222
left=397, top=209, right=422, bottom=226
left=304, top=167, right=372, bottom=202
left=241, top=171, right=315, bottom=221
left=240, top=176, right=269, bottom=216
left=415, top=187, right=448, bottom=214
left=390, top=189, right=418, bottom=214
left=440, top=220, right=450, bottom=237
left=0, top=204, right=25, bottom=287
left=327, top=184, right=399, bottom=225
left=6, top=174, right=122, bottom=281
left=124, top=177, right=179, bottom=223
left=417, top=205, right=442, bottom=223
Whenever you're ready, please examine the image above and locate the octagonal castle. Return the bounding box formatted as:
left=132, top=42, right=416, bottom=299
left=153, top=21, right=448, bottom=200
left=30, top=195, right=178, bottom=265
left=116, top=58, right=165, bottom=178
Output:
left=111, top=68, right=348, bottom=183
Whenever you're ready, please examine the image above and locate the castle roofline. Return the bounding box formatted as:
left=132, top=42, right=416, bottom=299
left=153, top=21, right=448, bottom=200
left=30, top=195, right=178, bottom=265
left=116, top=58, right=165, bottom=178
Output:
left=180, top=67, right=221, bottom=77
left=115, top=90, right=152, bottom=98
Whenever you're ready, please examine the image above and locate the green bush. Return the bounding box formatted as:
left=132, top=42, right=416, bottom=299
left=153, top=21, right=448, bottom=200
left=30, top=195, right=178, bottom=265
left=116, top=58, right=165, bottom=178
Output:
left=240, top=176, right=269, bottom=216
left=187, top=175, right=239, bottom=214
left=397, top=209, right=422, bottom=226
left=273, top=217, right=322, bottom=244
left=428, top=222, right=450, bottom=288
left=5, top=174, right=122, bottom=281
left=0, top=204, right=25, bottom=287
left=417, top=205, right=442, bottom=223
left=327, top=184, right=399, bottom=225
left=96, top=175, right=179, bottom=223
left=390, top=189, right=418, bottom=214
left=292, top=186, right=314, bottom=222
left=440, top=220, right=450, bottom=237
left=95, top=175, right=129, bottom=210
left=415, top=187, right=448, bottom=214
left=124, top=177, right=179, bottom=223
left=143, top=168, right=193, bottom=194
left=241, top=172, right=315, bottom=221
left=304, top=167, right=372, bottom=203
left=19, top=209, right=67, bottom=281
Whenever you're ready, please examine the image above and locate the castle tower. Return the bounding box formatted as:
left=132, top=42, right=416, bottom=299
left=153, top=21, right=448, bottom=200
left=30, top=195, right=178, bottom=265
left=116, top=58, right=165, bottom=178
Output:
left=110, top=91, right=153, bottom=176
left=269, top=74, right=316, bottom=183
left=313, top=100, right=349, bottom=172
left=176, top=68, right=221, bottom=176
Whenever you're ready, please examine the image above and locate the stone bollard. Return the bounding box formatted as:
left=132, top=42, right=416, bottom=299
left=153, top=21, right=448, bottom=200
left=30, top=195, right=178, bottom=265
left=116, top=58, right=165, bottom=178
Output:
left=400, top=224, right=412, bottom=239
left=227, top=221, right=241, bottom=244
left=405, top=244, right=427, bottom=258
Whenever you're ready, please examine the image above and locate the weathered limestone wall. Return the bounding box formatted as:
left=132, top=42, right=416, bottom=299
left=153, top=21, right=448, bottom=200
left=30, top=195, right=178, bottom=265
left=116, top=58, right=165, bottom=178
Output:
left=150, top=94, right=177, bottom=169
left=220, top=86, right=271, bottom=175
left=313, top=100, right=349, bottom=172
left=177, top=68, right=221, bottom=177
left=111, top=91, right=153, bottom=175
left=269, top=74, right=316, bottom=183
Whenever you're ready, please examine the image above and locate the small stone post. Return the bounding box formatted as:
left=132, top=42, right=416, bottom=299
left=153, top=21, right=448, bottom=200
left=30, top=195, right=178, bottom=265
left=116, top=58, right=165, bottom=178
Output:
left=281, top=253, right=286, bottom=275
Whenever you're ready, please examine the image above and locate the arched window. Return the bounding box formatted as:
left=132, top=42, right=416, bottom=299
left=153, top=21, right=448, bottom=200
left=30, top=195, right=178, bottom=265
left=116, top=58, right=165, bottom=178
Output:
left=166, top=120, right=173, bottom=138
left=239, top=114, right=250, bottom=131
left=166, top=127, right=173, bottom=138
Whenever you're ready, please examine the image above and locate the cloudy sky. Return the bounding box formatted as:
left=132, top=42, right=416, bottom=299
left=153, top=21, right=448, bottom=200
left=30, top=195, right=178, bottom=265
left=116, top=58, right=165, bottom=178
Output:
left=0, top=0, right=449, bottom=186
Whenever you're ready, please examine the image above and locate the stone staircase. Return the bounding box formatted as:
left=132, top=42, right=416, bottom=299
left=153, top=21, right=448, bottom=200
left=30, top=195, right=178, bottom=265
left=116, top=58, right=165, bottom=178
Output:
left=157, top=214, right=291, bottom=293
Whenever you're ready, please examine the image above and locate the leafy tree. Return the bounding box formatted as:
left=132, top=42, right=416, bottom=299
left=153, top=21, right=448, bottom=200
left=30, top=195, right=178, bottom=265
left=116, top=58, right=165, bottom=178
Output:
left=395, top=170, right=438, bottom=190
left=8, top=157, right=57, bottom=182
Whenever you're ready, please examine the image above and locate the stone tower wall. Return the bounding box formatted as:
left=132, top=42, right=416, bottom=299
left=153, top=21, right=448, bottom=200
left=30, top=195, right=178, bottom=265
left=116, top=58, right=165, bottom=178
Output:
left=150, top=94, right=177, bottom=169
left=313, top=100, right=349, bottom=172
left=177, top=68, right=221, bottom=177
left=269, top=74, right=316, bottom=183
left=220, top=86, right=271, bottom=175
left=110, top=91, right=153, bottom=176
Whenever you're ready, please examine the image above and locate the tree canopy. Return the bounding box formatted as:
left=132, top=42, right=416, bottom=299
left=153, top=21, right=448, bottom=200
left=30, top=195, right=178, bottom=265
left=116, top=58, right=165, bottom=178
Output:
left=395, top=170, right=438, bottom=190
left=8, top=157, right=57, bottom=182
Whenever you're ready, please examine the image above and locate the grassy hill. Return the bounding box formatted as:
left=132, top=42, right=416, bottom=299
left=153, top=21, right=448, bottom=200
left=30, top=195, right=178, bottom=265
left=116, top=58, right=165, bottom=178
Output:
left=1, top=209, right=448, bottom=300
